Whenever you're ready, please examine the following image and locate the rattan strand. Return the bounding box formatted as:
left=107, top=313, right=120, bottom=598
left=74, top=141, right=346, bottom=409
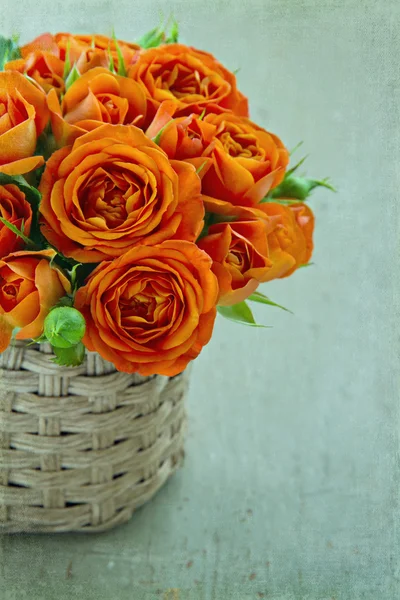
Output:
left=0, top=341, right=189, bottom=533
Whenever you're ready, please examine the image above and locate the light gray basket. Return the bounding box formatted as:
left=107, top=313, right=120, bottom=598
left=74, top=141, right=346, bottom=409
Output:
left=0, top=341, right=189, bottom=533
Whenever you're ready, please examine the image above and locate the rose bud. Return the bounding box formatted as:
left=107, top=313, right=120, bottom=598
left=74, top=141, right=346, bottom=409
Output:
left=43, top=306, right=86, bottom=348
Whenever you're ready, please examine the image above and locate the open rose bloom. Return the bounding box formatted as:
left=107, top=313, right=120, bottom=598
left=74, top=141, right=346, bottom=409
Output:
left=0, top=25, right=331, bottom=376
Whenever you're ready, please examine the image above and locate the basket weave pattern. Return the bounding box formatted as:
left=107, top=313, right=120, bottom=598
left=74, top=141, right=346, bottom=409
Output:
left=0, top=341, right=188, bottom=533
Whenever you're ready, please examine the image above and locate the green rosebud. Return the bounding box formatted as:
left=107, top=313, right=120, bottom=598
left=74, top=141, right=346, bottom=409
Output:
left=267, top=175, right=335, bottom=202
left=43, top=306, right=86, bottom=348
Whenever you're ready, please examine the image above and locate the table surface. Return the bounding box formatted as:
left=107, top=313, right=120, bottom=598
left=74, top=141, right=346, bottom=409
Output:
left=0, top=1, right=399, bottom=599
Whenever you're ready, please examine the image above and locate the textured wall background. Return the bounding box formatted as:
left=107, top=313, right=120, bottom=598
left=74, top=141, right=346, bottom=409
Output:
left=0, top=1, right=399, bottom=599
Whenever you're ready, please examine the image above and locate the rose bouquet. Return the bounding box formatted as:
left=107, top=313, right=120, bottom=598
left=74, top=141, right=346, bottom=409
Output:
left=0, top=23, right=332, bottom=377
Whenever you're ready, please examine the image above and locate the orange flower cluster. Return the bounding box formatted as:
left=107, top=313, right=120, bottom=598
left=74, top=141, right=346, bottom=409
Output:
left=0, top=29, right=319, bottom=375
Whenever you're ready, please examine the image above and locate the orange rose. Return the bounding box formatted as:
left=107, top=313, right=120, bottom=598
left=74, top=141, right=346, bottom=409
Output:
left=39, top=124, right=204, bottom=263
left=0, top=184, right=33, bottom=256
left=0, top=249, right=71, bottom=352
left=198, top=200, right=315, bottom=296
left=0, top=71, right=49, bottom=175
left=47, top=67, right=147, bottom=146
left=261, top=202, right=315, bottom=277
left=201, top=113, right=288, bottom=205
left=74, top=240, right=218, bottom=376
left=198, top=219, right=284, bottom=305
left=54, top=33, right=140, bottom=72
left=146, top=102, right=216, bottom=166
left=129, top=44, right=248, bottom=125
left=20, top=33, right=139, bottom=74
left=5, top=51, right=65, bottom=96
left=147, top=105, right=288, bottom=206
left=20, top=33, right=59, bottom=57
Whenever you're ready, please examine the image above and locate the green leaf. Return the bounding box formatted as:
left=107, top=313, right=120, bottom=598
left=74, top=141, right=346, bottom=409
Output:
left=51, top=342, right=86, bottom=367
left=285, top=155, right=309, bottom=178
left=321, top=178, right=336, bottom=192
left=248, top=291, right=293, bottom=313
left=68, top=263, right=82, bottom=292
left=265, top=175, right=336, bottom=202
left=196, top=211, right=238, bottom=241
left=152, top=120, right=172, bottom=145
left=266, top=147, right=336, bottom=202
left=29, top=332, right=47, bottom=345
left=0, top=173, right=41, bottom=206
left=0, top=173, right=43, bottom=243
left=112, top=33, right=127, bottom=77
left=0, top=34, right=21, bottom=70
left=137, top=16, right=179, bottom=48
left=165, top=17, right=179, bottom=43
left=63, top=39, right=71, bottom=78
left=233, top=67, right=241, bottom=75
left=48, top=257, right=82, bottom=299
left=35, top=130, right=57, bottom=162
left=48, top=254, right=96, bottom=284
left=196, top=161, right=208, bottom=176
left=289, top=141, right=304, bottom=156
left=65, top=63, right=81, bottom=90
left=47, top=245, right=79, bottom=268
left=108, top=46, right=115, bottom=73
left=23, top=73, right=39, bottom=86
left=207, top=213, right=237, bottom=226
left=0, top=216, right=38, bottom=248
left=137, top=26, right=163, bottom=49
left=217, top=301, right=269, bottom=328
left=49, top=251, right=59, bottom=270
left=74, top=262, right=98, bottom=287
left=198, top=108, right=206, bottom=120
left=298, top=262, right=314, bottom=269
left=196, top=215, right=212, bottom=241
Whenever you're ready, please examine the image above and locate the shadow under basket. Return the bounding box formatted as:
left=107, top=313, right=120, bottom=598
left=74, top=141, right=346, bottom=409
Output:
left=0, top=341, right=189, bottom=533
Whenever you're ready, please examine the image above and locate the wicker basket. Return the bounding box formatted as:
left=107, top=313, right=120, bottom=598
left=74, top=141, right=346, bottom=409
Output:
left=0, top=340, right=189, bottom=533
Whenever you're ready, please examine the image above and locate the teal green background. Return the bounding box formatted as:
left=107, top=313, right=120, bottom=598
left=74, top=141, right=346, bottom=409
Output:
left=0, top=1, right=399, bottom=598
